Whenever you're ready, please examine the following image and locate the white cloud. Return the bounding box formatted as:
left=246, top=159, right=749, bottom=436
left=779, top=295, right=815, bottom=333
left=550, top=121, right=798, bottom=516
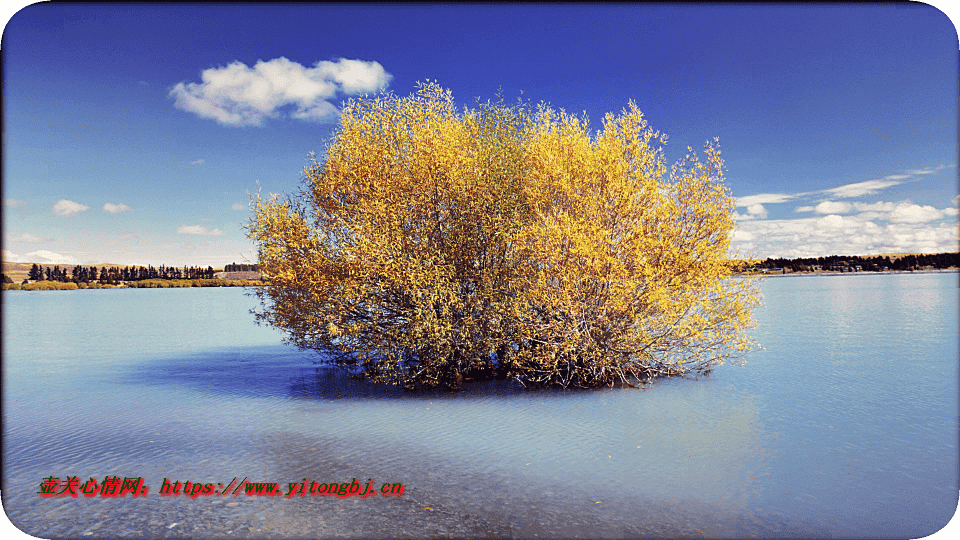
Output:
left=841, top=200, right=955, bottom=223
left=906, top=165, right=946, bottom=175
left=732, top=230, right=755, bottom=242
left=20, top=250, right=79, bottom=265
left=814, top=201, right=852, bottom=214
left=736, top=193, right=796, bottom=207
left=815, top=214, right=860, bottom=231
left=888, top=203, right=943, bottom=224
left=8, top=232, right=49, bottom=244
left=190, top=159, right=205, bottom=165
left=232, top=202, right=247, bottom=211
left=746, top=203, right=768, bottom=219
left=823, top=179, right=902, bottom=198
left=5, top=198, right=26, bottom=208
left=730, top=212, right=958, bottom=258
left=2, top=250, right=24, bottom=263
left=103, top=202, right=133, bottom=214
left=736, top=164, right=950, bottom=221
left=177, top=225, right=225, bottom=236
left=170, top=57, right=392, bottom=127
left=852, top=201, right=896, bottom=212
left=53, top=199, right=90, bottom=217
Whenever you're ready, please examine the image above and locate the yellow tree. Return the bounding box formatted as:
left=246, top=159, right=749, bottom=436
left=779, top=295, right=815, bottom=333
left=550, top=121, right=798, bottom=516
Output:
left=505, top=103, right=759, bottom=387
left=249, top=82, right=759, bottom=390
left=249, top=82, right=530, bottom=389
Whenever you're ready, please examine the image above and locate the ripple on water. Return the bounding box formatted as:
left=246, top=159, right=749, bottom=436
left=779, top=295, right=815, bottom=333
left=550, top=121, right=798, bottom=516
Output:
left=3, top=277, right=958, bottom=538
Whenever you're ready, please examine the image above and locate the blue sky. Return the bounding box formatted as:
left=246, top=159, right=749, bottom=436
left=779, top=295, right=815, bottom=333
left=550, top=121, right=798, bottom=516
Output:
left=2, top=3, right=958, bottom=267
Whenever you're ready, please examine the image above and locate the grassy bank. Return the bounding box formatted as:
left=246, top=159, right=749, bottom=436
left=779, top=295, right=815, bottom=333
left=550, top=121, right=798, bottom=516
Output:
left=2, top=279, right=261, bottom=291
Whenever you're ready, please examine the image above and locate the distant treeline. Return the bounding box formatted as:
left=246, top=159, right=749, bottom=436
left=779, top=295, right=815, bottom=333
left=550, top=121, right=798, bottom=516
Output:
left=20, top=264, right=216, bottom=285
left=224, top=262, right=259, bottom=272
left=745, top=252, right=959, bottom=273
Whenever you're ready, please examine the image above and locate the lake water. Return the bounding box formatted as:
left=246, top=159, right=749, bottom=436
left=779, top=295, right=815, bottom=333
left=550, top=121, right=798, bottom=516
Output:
left=2, top=273, right=957, bottom=538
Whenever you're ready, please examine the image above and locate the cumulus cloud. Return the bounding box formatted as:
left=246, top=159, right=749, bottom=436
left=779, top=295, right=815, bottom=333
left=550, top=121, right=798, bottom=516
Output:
left=103, top=202, right=133, bottom=214
left=8, top=232, right=49, bottom=244
left=746, top=203, right=768, bottom=219
left=815, top=214, right=860, bottom=231
left=177, top=225, right=225, bottom=236
left=232, top=202, right=247, bottom=211
left=944, top=195, right=960, bottom=217
left=5, top=198, right=26, bottom=208
left=53, top=199, right=90, bottom=217
left=814, top=201, right=852, bottom=214
left=730, top=212, right=958, bottom=258
left=852, top=201, right=896, bottom=212
left=732, top=230, right=755, bottom=242
left=2, top=250, right=23, bottom=262
left=888, top=203, right=943, bottom=224
left=170, top=57, right=392, bottom=126
left=190, top=159, right=205, bottom=165
left=795, top=206, right=814, bottom=213
left=734, top=203, right=771, bottom=221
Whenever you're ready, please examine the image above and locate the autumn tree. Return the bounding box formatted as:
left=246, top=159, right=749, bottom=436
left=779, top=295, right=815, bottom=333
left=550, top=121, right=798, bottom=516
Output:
left=503, top=105, right=759, bottom=387
left=249, top=82, right=759, bottom=390
left=251, top=83, right=529, bottom=389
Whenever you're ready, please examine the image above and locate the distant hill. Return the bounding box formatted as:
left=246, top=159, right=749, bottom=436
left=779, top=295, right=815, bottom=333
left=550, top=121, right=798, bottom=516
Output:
left=2, top=262, right=37, bottom=282
left=2, top=262, right=130, bottom=282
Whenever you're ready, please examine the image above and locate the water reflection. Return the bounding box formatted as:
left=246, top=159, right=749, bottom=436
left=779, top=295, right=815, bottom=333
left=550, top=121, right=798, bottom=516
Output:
left=4, top=275, right=957, bottom=538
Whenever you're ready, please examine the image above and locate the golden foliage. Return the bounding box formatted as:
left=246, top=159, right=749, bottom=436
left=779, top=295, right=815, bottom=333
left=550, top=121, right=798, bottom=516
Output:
left=249, top=82, right=759, bottom=390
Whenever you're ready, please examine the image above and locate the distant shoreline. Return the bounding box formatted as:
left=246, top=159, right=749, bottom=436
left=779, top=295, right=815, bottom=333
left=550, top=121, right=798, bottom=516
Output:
left=746, top=268, right=959, bottom=277
left=5, top=268, right=957, bottom=292
left=2, top=278, right=262, bottom=292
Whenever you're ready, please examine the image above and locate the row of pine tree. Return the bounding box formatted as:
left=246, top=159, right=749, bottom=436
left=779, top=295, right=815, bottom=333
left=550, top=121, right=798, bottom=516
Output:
left=26, top=264, right=216, bottom=284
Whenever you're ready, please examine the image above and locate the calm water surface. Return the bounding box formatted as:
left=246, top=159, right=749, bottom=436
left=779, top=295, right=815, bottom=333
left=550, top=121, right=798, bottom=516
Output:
left=2, top=273, right=957, bottom=538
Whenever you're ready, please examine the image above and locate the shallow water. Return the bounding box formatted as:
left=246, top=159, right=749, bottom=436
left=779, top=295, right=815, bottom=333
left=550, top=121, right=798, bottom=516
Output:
left=2, top=273, right=957, bottom=538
